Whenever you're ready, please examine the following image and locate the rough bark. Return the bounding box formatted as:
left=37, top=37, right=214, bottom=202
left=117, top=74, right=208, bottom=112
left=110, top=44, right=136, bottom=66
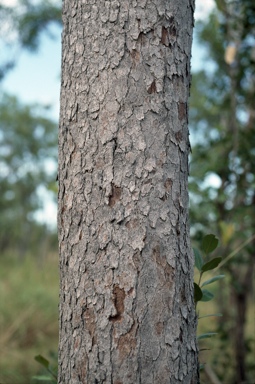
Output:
left=58, top=1, right=198, bottom=383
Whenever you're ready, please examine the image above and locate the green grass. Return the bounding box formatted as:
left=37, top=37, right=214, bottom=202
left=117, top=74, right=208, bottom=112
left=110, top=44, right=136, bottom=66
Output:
left=0, top=252, right=59, bottom=384
left=0, top=252, right=254, bottom=383
left=196, top=280, right=255, bottom=383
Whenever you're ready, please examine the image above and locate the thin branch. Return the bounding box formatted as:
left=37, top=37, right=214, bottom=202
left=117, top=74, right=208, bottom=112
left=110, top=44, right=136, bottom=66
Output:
left=216, top=233, right=255, bottom=270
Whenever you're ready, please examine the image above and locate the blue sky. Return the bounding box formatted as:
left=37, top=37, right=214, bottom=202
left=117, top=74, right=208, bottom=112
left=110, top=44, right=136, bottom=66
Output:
left=2, top=24, right=62, bottom=121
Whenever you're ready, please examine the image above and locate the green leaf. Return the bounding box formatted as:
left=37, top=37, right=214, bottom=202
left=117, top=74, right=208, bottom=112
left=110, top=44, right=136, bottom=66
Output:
left=194, top=282, right=203, bottom=302
left=201, top=289, right=214, bottom=302
left=201, top=257, right=222, bottom=272
left=194, top=248, right=204, bottom=271
left=199, top=313, right=222, bottom=319
left=201, top=234, right=219, bottom=254
left=197, top=332, right=217, bottom=340
left=34, top=355, right=50, bottom=369
left=201, top=275, right=225, bottom=287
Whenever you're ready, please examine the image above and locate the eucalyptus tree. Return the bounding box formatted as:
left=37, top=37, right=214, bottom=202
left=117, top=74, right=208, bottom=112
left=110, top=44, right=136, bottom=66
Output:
left=58, top=1, right=198, bottom=382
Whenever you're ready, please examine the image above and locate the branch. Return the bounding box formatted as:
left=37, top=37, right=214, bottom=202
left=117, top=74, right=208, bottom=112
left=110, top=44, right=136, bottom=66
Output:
left=204, top=364, right=222, bottom=384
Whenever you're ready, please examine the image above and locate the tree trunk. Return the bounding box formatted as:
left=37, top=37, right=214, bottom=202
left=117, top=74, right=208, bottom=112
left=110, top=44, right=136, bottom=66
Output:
left=58, top=1, right=198, bottom=383
left=232, top=258, right=254, bottom=384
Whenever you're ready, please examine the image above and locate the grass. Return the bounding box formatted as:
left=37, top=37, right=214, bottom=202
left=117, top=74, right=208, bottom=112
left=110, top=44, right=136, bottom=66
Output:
left=0, top=252, right=254, bottom=383
left=196, top=277, right=255, bottom=383
left=0, top=252, right=59, bottom=384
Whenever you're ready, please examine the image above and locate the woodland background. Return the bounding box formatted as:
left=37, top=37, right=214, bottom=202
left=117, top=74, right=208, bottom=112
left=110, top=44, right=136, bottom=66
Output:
left=0, top=0, right=254, bottom=383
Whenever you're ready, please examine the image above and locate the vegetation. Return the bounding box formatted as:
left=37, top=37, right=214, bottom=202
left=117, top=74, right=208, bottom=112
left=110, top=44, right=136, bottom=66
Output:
left=0, top=93, right=57, bottom=255
left=0, top=0, right=59, bottom=255
left=189, top=0, right=255, bottom=381
left=0, top=0, right=61, bottom=79
left=0, top=2, right=60, bottom=383
left=33, top=354, right=57, bottom=383
left=0, top=252, right=59, bottom=384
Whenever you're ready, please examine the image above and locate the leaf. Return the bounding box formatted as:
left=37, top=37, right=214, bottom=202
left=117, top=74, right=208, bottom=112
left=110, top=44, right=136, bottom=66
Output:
left=194, top=283, right=203, bottom=302
left=199, top=313, right=222, bottom=319
left=201, top=257, right=222, bottom=272
left=197, top=332, right=217, bottom=340
left=201, top=289, right=214, bottom=302
left=34, top=355, right=50, bottom=369
left=201, top=234, right=219, bottom=254
left=201, top=275, right=225, bottom=287
left=194, top=248, right=204, bottom=271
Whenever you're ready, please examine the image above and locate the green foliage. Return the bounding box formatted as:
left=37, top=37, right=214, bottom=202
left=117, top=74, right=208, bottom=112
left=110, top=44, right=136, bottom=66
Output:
left=190, top=2, right=255, bottom=381
left=0, top=0, right=61, bottom=79
left=17, top=0, right=62, bottom=51
left=189, top=5, right=255, bottom=238
left=201, top=275, right=225, bottom=287
left=194, top=234, right=224, bottom=371
left=201, top=234, right=219, bottom=254
left=194, top=282, right=203, bottom=302
left=194, top=248, right=203, bottom=271
left=0, top=1, right=60, bottom=253
left=197, top=332, right=218, bottom=341
left=0, top=253, right=59, bottom=384
left=33, top=354, right=57, bottom=383
left=199, top=313, right=222, bottom=319
left=201, top=258, right=222, bottom=273
left=0, top=92, right=57, bottom=253
left=0, top=1, right=60, bottom=380
left=194, top=234, right=223, bottom=307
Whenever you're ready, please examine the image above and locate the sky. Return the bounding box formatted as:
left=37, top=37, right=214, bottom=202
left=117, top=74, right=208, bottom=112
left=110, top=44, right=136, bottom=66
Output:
left=2, top=24, right=62, bottom=120
left=1, top=0, right=216, bottom=227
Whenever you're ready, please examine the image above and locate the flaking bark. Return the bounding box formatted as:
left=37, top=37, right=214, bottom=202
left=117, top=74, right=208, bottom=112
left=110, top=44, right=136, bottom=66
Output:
left=58, top=1, right=198, bottom=383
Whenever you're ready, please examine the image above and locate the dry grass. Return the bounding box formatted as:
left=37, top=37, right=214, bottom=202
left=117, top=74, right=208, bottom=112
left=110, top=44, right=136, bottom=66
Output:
left=0, top=253, right=254, bottom=383
left=0, top=253, right=59, bottom=384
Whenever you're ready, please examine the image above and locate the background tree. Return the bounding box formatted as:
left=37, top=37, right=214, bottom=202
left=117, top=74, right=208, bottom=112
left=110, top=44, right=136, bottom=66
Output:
left=0, top=0, right=61, bottom=79
left=0, top=92, right=57, bottom=256
left=0, top=0, right=61, bottom=256
left=189, top=0, right=255, bottom=382
left=58, top=0, right=198, bottom=382
left=0, top=2, right=61, bottom=381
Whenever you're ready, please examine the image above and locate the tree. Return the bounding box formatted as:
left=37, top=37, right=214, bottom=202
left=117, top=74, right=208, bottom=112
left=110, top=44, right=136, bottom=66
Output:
left=58, top=1, right=198, bottom=382
left=0, top=92, right=57, bottom=255
left=189, top=1, right=255, bottom=382
left=0, top=0, right=61, bottom=79
left=0, top=0, right=61, bottom=256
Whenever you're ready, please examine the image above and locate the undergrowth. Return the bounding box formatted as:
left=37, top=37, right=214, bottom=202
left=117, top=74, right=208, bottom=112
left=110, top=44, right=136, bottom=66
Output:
left=0, top=252, right=59, bottom=384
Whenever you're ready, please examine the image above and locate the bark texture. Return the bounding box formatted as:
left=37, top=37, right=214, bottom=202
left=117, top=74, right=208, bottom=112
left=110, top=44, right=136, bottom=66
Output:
left=58, top=1, right=198, bottom=383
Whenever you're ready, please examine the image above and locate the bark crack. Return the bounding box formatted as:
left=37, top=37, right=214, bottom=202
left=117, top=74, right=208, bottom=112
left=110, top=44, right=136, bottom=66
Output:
left=109, top=285, right=125, bottom=322
left=109, top=184, right=122, bottom=207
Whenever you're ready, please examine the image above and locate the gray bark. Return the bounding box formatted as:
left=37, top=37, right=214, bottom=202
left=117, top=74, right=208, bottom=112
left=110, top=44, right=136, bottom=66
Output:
left=58, top=1, right=198, bottom=383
